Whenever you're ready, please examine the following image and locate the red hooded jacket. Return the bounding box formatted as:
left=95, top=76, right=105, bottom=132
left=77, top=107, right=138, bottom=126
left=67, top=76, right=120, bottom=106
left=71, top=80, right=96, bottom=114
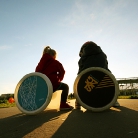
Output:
left=35, top=53, right=65, bottom=91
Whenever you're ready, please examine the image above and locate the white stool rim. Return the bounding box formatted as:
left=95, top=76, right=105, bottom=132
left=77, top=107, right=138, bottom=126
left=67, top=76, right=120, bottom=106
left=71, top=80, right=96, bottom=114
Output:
left=74, top=67, right=119, bottom=112
left=14, top=72, right=53, bottom=115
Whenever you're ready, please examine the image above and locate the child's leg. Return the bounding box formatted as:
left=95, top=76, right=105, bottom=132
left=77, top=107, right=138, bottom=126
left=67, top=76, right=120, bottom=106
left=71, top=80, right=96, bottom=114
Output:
left=57, top=83, right=73, bottom=110
left=75, top=99, right=81, bottom=109
left=59, top=83, right=69, bottom=102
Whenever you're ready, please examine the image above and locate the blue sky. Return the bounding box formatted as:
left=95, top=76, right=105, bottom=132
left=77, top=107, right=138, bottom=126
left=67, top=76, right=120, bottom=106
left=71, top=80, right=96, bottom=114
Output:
left=0, top=0, right=138, bottom=95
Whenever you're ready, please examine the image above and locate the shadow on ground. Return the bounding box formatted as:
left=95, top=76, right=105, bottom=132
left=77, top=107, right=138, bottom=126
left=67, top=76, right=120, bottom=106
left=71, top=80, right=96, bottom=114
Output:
left=52, top=106, right=138, bottom=138
left=0, top=110, right=69, bottom=138
left=0, top=105, right=138, bottom=138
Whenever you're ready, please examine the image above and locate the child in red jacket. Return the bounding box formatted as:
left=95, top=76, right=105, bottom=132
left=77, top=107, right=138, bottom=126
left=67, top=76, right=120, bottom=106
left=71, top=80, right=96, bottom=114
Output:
left=35, top=46, right=73, bottom=110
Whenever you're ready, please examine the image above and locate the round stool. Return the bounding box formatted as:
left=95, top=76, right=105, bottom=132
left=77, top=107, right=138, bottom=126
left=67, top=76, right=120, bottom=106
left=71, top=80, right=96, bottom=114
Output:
left=14, top=72, right=53, bottom=115
left=74, top=67, right=119, bottom=112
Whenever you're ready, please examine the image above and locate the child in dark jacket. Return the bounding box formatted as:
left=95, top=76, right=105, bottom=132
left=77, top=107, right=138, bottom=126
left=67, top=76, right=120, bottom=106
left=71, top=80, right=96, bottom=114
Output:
left=75, top=41, right=120, bottom=109
left=35, top=46, right=73, bottom=110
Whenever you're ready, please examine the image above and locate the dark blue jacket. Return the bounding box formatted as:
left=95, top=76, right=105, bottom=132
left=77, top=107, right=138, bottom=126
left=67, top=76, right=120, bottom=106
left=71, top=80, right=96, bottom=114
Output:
left=78, top=42, right=110, bottom=74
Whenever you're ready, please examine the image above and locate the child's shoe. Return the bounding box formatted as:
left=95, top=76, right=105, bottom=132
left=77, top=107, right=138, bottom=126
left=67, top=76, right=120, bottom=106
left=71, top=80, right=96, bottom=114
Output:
left=113, top=101, right=120, bottom=107
left=75, top=100, right=81, bottom=109
left=60, top=102, right=74, bottom=111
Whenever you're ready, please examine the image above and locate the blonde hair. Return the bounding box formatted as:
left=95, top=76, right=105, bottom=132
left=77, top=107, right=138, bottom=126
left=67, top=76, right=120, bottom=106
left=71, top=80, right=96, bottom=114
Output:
left=43, top=46, right=57, bottom=57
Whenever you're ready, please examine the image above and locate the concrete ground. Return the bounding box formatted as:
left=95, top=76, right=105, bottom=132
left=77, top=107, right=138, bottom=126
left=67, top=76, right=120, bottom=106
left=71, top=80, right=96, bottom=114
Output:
left=0, top=99, right=138, bottom=138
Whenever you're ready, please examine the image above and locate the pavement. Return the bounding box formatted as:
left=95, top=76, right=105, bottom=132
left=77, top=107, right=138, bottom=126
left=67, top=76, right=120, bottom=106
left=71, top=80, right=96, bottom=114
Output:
left=0, top=99, right=138, bottom=138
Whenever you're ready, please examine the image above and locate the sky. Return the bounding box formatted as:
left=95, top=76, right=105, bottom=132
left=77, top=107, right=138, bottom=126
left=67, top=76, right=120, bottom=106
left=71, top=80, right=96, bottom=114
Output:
left=0, top=0, right=138, bottom=95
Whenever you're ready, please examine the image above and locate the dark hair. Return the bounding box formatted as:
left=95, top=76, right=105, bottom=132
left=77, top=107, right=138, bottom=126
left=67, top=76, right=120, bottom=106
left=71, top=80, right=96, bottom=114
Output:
left=79, top=41, right=97, bottom=57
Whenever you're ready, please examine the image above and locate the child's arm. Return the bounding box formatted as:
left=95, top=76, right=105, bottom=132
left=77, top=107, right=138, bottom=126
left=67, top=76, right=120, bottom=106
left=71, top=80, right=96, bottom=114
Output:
left=57, top=62, right=65, bottom=81
left=35, top=56, right=46, bottom=72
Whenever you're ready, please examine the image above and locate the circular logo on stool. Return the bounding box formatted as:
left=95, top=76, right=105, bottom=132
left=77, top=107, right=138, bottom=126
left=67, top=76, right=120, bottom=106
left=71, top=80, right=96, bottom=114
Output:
left=14, top=72, right=53, bottom=115
left=74, top=67, right=119, bottom=112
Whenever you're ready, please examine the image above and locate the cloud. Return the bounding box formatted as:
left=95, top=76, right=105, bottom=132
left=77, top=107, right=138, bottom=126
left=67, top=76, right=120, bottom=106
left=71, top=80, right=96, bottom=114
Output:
left=14, top=36, right=25, bottom=40
left=60, top=1, right=94, bottom=27
left=24, top=44, right=32, bottom=47
left=0, top=45, right=12, bottom=50
left=60, top=0, right=132, bottom=30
